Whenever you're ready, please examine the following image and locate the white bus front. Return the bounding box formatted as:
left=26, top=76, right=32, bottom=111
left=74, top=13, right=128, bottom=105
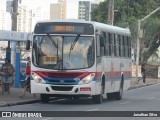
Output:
left=31, top=21, right=100, bottom=103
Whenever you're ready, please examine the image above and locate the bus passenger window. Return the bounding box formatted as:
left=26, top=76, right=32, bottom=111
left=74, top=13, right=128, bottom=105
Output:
left=108, top=33, right=112, bottom=56
left=118, top=35, right=121, bottom=57
left=111, top=33, right=114, bottom=57
left=114, top=34, right=117, bottom=57
left=127, top=37, right=131, bottom=58
left=122, top=36, right=125, bottom=57
left=124, top=36, right=128, bottom=57
left=105, top=33, right=109, bottom=56
left=96, top=35, right=101, bottom=57
left=100, top=36, right=105, bottom=56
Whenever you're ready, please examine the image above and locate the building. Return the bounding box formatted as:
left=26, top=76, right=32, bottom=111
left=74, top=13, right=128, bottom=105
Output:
left=32, top=6, right=50, bottom=31
left=0, top=7, right=10, bottom=50
left=50, top=0, right=66, bottom=19
left=17, top=6, right=32, bottom=32
left=0, top=9, right=7, bottom=30
left=78, top=1, right=90, bottom=21
left=78, top=1, right=100, bottom=21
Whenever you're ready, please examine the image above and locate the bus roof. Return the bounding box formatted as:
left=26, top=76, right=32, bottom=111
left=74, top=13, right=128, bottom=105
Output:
left=35, top=19, right=131, bottom=36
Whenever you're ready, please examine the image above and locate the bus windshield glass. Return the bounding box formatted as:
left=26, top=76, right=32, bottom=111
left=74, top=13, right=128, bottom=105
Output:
left=32, top=35, right=95, bottom=70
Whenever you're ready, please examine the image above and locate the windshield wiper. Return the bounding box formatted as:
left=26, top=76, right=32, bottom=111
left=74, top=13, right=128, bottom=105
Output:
left=69, top=34, right=80, bottom=57
left=47, top=34, right=58, bottom=48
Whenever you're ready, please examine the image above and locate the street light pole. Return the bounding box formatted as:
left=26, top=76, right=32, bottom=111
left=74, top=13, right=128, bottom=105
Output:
left=136, top=7, right=160, bottom=80
left=136, top=20, right=141, bottom=80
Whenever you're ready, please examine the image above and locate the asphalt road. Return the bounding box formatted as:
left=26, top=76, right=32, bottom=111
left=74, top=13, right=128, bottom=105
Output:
left=0, top=83, right=160, bottom=120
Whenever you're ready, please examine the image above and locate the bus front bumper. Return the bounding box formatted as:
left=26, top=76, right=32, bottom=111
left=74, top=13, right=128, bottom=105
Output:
left=31, top=80, right=99, bottom=96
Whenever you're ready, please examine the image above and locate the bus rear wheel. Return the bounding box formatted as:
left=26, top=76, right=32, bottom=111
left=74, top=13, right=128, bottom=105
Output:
left=40, top=94, right=49, bottom=103
left=115, top=84, right=123, bottom=100
left=107, top=93, right=114, bottom=100
left=115, top=77, right=124, bottom=100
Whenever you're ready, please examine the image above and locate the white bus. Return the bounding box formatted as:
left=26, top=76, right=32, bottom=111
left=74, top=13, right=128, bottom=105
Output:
left=31, top=20, right=132, bottom=104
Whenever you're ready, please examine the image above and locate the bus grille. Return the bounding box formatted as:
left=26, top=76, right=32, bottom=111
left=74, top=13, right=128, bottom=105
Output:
left=51, top=86, right=73, bottom=91
left=47, top=80, right=78, bottom=85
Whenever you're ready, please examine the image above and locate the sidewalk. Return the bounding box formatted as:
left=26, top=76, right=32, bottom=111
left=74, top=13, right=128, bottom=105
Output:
left=0, top=78, right=160, bottom=107
left=129, top=77, right=160, bottom=90
left=0, top=87, right=40, bottom=107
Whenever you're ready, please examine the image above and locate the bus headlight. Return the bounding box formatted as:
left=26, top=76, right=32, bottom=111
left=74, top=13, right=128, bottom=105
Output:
left=78, top=73, right=95, bottom=84
left=32, top=74, right=46, bottom=84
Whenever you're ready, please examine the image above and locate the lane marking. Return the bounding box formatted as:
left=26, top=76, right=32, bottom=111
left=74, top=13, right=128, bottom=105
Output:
left=120, top=101, right=131, bottom=104
left=87, top=108, right=99, bottom=111
left=41, top=118, right=54, bottom=120
left=145, top=97, right=155, bottom=99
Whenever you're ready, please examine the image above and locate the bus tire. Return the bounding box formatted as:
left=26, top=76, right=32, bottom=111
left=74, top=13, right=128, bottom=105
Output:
left=92, top=85, right=103, bottom=104
left=73, top=96, right=80, bottom=101
left=40, top=94, right=49, bottom=103
left=92, top=94, right=103, bottom=104
left=107, top=93, right=114, bottom=100
left=115, top=76, right=124, bottom=100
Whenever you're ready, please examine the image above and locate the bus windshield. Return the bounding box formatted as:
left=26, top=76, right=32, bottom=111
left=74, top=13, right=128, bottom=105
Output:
left=32, top=35, right=95, bottom=70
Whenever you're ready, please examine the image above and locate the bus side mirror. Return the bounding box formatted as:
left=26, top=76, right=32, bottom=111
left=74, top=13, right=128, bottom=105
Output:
left=26, top=40, right=30, bottom=50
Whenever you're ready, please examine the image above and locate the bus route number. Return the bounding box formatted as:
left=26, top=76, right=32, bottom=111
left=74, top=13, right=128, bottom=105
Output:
left=55, top=26, right=74, bottom=32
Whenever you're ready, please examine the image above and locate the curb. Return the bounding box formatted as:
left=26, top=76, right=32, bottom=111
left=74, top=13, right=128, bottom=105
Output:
left=0, top=97, right=59, bottom=108
left=128, top=82, right=157, bottom=90
left=0, top=99, right=41, bottom=108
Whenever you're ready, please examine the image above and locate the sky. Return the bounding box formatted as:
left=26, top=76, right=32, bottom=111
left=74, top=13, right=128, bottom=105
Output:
left=23, top=0, right=103, bottom=22
left=0, top=0, right=99, bottom=8
left=0, top=0, right=100, bottom=19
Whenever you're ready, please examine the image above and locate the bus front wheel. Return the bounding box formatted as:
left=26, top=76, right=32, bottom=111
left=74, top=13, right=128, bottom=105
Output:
left=92, top=94, right=103, bottom=104
left=40, top=94, right=49, bottom=103
left=92, top=86, right=103, bottom=104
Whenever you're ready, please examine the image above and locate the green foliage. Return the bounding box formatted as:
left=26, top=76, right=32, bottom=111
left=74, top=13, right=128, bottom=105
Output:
left=91, top=0, right=160, bottom=63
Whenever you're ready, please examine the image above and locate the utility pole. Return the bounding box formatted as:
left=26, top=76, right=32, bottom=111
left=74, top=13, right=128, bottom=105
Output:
left=12, top=0, right=18, bottom=31
left=11, top=0, right=21, bottom=88
left=6, top=0, right=18, bottom=63
left=107, top=0, right=114, bottom=25
left=11, top=0, right=18, bottom=69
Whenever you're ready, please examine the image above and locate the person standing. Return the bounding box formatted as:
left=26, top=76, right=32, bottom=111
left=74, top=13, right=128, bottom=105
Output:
left=1, top=58, right=15, bottom=94
left=27, top=56, right=31, bottom=65
left=20, top=62, right=36, bottom=98
left=138, top=64, right=147, bottom=83
left=20, top=62, right=31, bottom=97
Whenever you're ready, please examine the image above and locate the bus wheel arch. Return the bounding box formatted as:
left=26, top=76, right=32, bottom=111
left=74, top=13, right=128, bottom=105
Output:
left=115, top=74, right=124, bottom=100
left=92, top=75, right=105, bottom=104
left=101, top=75, right=105, bottom=94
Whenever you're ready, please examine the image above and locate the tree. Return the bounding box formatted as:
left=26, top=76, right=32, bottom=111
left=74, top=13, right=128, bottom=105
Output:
left=91, top=0, right=160, bottom=64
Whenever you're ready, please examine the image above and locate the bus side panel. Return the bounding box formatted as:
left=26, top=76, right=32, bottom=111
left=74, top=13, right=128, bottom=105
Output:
left=103, top=57, right=122, bottom=93
left=103, top=57, right=131, bottom=94
left=95, top=61, right=103, bottom=95
left=122, top=59, right=132, bottom=90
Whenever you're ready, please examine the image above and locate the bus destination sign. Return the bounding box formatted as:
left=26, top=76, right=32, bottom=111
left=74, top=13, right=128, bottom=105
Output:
left=55, top=26, right=74, bottom=32
left=34, top=22, right=94, bottom=35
